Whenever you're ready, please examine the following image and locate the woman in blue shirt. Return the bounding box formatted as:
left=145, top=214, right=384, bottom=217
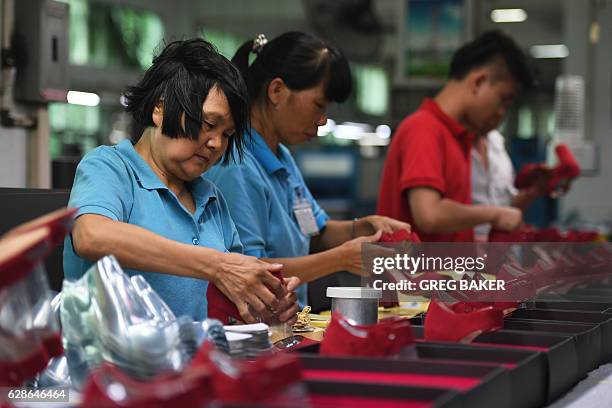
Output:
left=64, top=38, right=298, bottom=323
left=205, top=32, right=410, bottom=306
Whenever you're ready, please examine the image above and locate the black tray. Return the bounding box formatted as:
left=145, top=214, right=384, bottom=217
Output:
left=305, top=379, right=463, bottom=408
left=509, top=308, right=612, bottom=364
left=503, top=318, right=601, bottom=376
left=300, top=354, right=510, bottom=408
left=567, top=287, right=612, bottom=297
left=414, top=342, right=546, bottom=408
left=410, top=324, right=579, bottom=402
left=534, top=300, right=612, bottom=313
left=297, top=338, right=548, bottom=407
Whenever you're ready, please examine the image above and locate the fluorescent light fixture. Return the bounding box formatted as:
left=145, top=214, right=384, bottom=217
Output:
left=490, top=8, right=527, bottom=23
left=358, top=132, right=390, bottom=146
left=530, top=44, right=569, bottom=59
left=343, top=121, right=372, bottom=131
left=334, top=124, right=364, bottom=140
left=317, top=118, right=336, bottom=136
left=67, top=90, right=100, bottom=106
left=334, top=122, right=372, bottom=140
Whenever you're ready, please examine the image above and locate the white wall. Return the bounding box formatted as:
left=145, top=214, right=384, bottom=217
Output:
left=0, top=126, right=27, bottom=187
left=560, top=0, right=612, bottom=223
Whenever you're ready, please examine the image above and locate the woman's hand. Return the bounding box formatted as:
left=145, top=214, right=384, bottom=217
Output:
left=355, top=215, right=411, bottom=236
left=211, top=252, right=287, bottom=323
left=276, top=276, right=301, bottom=326
left=336, top=230, right=383, bottom=275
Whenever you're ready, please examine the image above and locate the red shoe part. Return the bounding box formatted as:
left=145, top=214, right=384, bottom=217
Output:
left=0, top=230, right=63, bottom=386
left=207, top=269, right=285, bottom=324
left=488, top=227, right=537, bottom=242
left=320, top=314, right=414, bottom=357
left=377, top=230, right=420, bottom=307
left=0, top=333, right=63, bottom=387
left=379, top=230, right=421, bottom=243
left=515, top=144, right=580, bottom=193
left=81, top=362, right=212, bottom=408
left=191, top=342, right=303, bottom=403
left=0, top=228, right=51, bottom=289
left=554, top=144, right=580, bottom=180
left=4, top=208, right=76, bottom=251
left=424, top=299, right=504, bottom=343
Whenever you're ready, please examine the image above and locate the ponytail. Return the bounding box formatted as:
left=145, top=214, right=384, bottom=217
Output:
left=231, top=40, right=254, bottom=81
left=231, top=32, right=352, bottom=105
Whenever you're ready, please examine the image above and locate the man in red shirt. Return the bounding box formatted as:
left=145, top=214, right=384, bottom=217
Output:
left=377, top=30, right=534, bottom=242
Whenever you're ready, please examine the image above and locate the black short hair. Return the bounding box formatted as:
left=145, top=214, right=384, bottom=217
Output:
left=124, top=38, right=249, bottom=164
left=232, top=32, right=352, bottom=104
left=449, top=30, right=535, bottom=88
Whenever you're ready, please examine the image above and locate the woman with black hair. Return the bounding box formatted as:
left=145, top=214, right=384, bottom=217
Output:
left=63, top=38, right=299, bottom=324
left=206, top=32, right=410, bottom=306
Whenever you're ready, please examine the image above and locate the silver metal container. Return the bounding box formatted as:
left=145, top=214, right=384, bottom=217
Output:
left=327, top=287, right=382, bottom=325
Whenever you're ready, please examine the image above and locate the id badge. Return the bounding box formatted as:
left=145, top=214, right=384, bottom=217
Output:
left=292, top=187, right=320, bottom=237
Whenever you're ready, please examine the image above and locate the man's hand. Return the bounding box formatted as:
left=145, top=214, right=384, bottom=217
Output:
left=491, top=207, right=523, bottom=232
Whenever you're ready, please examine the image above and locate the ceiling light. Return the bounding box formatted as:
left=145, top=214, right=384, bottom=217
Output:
left=530, top=44, right=569, bottom=59
left=376, top=125, right=391, bottom=139
left=334, top=124, right=364, bottom=140
left=490, top=8, right=527, bottom=23
left=67, top=91, right=100, bottom=106
left=317, top=118, right=336, bottom=136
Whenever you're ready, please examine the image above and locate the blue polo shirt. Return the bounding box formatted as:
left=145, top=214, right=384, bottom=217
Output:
left=63, top=139, right=243, bottom=321
left=205, top=129, right=329, bottom=306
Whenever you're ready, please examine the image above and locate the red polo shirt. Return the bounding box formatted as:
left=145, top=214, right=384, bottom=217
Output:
left=377, top=99, right=475, bottom=242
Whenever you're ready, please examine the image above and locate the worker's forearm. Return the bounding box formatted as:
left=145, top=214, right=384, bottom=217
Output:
left=310, top=220, right=352, bottom=252
left=262, top=248, right=344, bottom=283
left=73, top=215, right=219, bottom=281
left=415, top=199, right=497, bottom=234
